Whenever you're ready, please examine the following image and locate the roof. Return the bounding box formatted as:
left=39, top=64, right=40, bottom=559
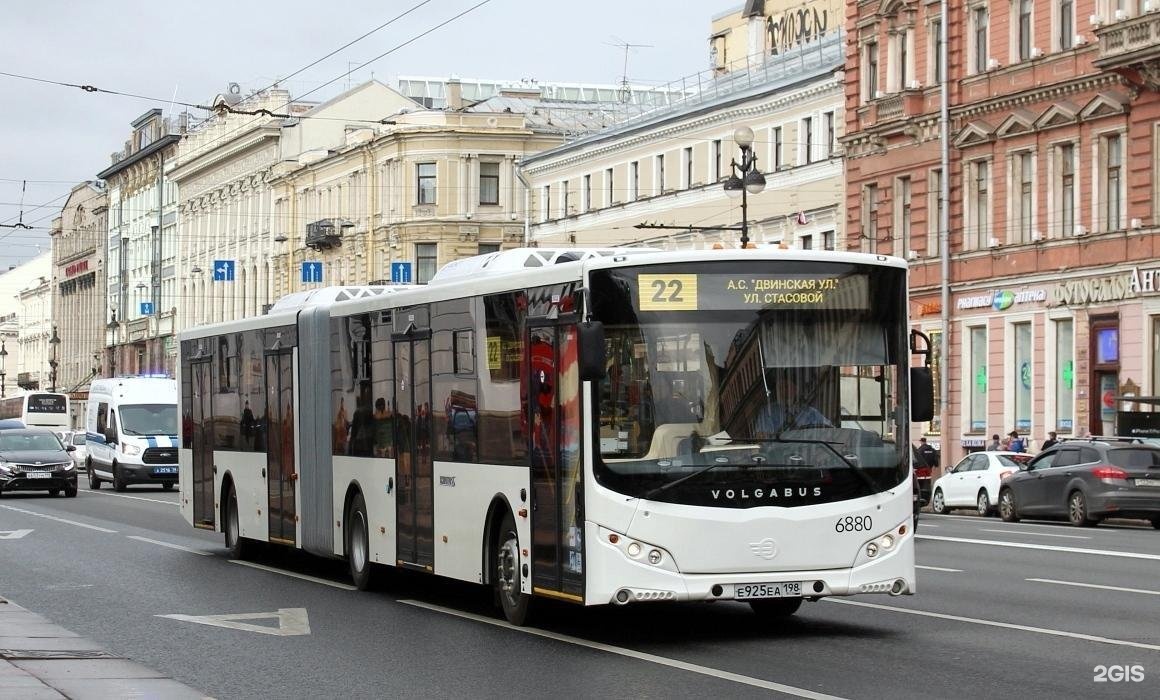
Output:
left=466, top=96, right=631, bottom=135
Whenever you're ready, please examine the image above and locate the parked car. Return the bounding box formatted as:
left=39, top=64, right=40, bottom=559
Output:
left=999, top=437, right=1160, bottom=528
left=62, top=430, right=88, bottom=469
left=0, top=428, right=78, bottom=497
left=931, top=451, right=1030, bottom=516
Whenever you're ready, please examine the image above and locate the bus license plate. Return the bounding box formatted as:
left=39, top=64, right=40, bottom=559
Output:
left=26, top=472, right=50, bottom=479
left=1136, top=478, right=1160, bottom=487
left=735, top=582, right=802, bottom=600
left=153, top=466, right=177, bottom=475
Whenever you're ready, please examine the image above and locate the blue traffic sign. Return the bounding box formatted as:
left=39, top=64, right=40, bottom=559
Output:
left=213, top=260, right=235, bottom=282
left=391, top=262, right=412, bottom=284
left=140, top=301, right=154, bottom=315
left=302, top=261, right=323, bottom=284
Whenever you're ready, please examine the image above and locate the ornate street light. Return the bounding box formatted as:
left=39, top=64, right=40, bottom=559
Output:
left=0, top=340, right=7, bottom=398
left=722, top=126, right=767, bottom=248
left=48, top=326, right=60, bottom=392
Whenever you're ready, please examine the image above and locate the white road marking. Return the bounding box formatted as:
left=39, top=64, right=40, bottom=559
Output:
left=825, top=599, right=1160, bottom=652
left=400, top=599, right=849, bottom=699
left=979, top=528, right=1090, bottom=540
left=924, top=513, right=1151, bottom=530
left=127, top=535, right=210, bottom=555
left=157, top=608, right=310, bottom=636
left=916, top=534, right=1160, bottom=561
left=81, top=489, right=179, bottom=506
left=916, top=565, right=962, bottom=572
left=0, top=529, right=34, bottom=539
left=915, top=523, right=938, bottom=527
left=229, top=560, right=358, bottom=590
left=1027, top=578, right=1160, bottom=597
left=0, top=504, right=117, bottom=533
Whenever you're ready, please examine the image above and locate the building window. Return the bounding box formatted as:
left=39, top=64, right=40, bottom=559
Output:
left=822, top=230, right=835, bottom=251
left=824, top=112, right=836, bottom=158
left=417, top=162, right=437, bottom=204
left=1013, top=151, right=1034, bottom=243
left=1017, top=0, right=1034, bottom=61
left=969, top=325, right=988, bottom=432
left=1056, top=319, right=1074, bottom=432
left=801, top=234, right=813, bottom=250
left=582, top=174, right=591, bottom=213
left=683, top=146, right=694, bottom=188
left=1103, top=133, right=1123, bottom=231
left=1056, top=143, right=1076, bottom=236
left=892, top=29, right=910, bottom=91
left=479, top=162, right=499, bottom=205
left=1014, top=321, right=1032, bottom=432
left=478, top=243, right=500, bottom=255
left=895, top=176, right=912, bottom=257
left=929, top=168, right=943, bottom=256
left=416, top=243, right=437, bottom=284
left=802, top=117, right=814, bottom=164
left=561, top=180, right=570, bottom=218
left=930, top=18, right=944, bottom=83
left=605, top=167, right=614, bottom=206
left=655, top=154, right=666, bottom=194
left=773, top=126, right=784, bottom=170
left=712, top=139, right=722, bottom=182
left=864, top=40, right=879, bottom=101
left=972, top=6, right=990, bottom=74
left=863, top=184, right=879, bottom=253
left=630, top=161, right=639, bottom=200
left=541, top=185, right=551, bottom=221
left=969, top=160, right=991, bottom=248
left=1058, top=0, right=1074, bottom=50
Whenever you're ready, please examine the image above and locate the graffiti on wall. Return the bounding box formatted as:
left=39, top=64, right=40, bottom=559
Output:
left=766, top=2, right=835, bottom=54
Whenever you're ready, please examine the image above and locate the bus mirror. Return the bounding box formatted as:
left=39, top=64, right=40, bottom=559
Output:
left=910, top=366, right=934, bottom=423
left=578, top=321, right=606, bottom=382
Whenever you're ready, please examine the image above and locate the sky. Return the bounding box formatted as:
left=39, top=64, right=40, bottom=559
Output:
left=0, top=0, right=736, bottom=272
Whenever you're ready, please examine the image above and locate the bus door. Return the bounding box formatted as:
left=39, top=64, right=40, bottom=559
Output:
left=189, top=360, right=215, bottom=529
left=265, top=349, right=296, bottom=545
left=528, top=322, right=584, bottom=600
left=393, top=333, right=434, bottom=570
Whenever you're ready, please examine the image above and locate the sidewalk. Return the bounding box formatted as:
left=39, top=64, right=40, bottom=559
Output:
left=0, top=595, right=209, bottom=699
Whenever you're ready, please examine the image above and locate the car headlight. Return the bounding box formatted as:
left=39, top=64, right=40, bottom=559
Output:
left=62, top=462, right=75, bottom=471
left=0, top=461, right=11, bottom=475
left=121, top=443, right=141, bottom=456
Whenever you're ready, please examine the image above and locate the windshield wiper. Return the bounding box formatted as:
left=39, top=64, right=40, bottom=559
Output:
left=716, top=433, right=880, bottom=494
left=640, top=461, right=742, bottom=501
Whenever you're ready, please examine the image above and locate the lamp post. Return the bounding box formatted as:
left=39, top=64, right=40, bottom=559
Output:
left=722, top=125, right=767, bottom=248
left=48, top=326, right=60, bottom=392
left=0, top=340, right=7, bottom=398
left=106, top=311, right=119, bottom=378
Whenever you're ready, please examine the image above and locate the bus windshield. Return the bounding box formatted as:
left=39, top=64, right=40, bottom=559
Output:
left=589, top=260, right=910, bottom=508
left=119, top=404, right=178, bottom=436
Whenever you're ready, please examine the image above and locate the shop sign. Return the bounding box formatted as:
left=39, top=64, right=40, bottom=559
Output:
left=956, top=288, right=1047, bottom=311
left=1129, top=266, right=1160, bottom=294
left=961, top=436, right=985, bottom=447
left=65, top=259, right=90, bottom=278
left=1052, top=274, right=1133, bottom=307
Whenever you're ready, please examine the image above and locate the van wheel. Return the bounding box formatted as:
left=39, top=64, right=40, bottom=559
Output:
left=112, top=465, right=127, bottom=492
left=346, top=492, right=376, bottom=590
left=494, top=511, right=532, bottom=625
left=87, top=462, right=100, bottom=490
left=224, top=483, right=252, bottom=559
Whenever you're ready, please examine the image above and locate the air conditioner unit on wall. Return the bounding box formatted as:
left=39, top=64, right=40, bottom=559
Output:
left=1114, top=9, right=1127, bottom=21
left=908, top=80, right=922, bottom=90
left=1030, top=47, right=1043, bottom=59
left=1031, top=230, right=1044, bottom=242
left=989, top=236, right=1001, bottom=248
left=1073, top=225, right=1088, bottom=236
left=987, top=58, right=1001, bottom=71
left=1090, top=14, right=1105, bottom=28
left=1074, top=34, right=1088, bottom=46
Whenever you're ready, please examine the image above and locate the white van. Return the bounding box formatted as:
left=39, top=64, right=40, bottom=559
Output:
left=86, top=377, right=179, bottom=491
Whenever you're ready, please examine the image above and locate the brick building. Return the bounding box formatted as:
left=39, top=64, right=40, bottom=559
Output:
left=843, top=2, right=1160, bottom=463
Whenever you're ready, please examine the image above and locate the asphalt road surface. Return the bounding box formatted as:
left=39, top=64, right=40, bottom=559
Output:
left=2, top=485, right=1158, bottom=699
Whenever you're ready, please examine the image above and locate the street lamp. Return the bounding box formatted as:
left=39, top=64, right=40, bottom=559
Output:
left=722, top=125, right=767, bottom=248
left=0, top=340, right=7, bottom=398
left=106, top=311, right=119, bottom=378
left=48, top=326, right=60, bottom=392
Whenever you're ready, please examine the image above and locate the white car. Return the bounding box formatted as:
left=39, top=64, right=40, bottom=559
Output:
left=59, top=430, right=87, bottom=470
left=931, top=451, right=1031, bottom=516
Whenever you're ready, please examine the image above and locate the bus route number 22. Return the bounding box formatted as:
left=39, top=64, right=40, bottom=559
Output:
left=639, top=274, right=698, bottom=311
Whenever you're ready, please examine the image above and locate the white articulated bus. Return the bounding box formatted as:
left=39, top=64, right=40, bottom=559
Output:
left=0, top=392, right=71, bottom=430
left=177, top=248, right=933, bottom=624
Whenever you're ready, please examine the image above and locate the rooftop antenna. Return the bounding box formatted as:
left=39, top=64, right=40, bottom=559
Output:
left=347, top=61, right=360, bottom=91
left=606, top=36, right=652, bottom=104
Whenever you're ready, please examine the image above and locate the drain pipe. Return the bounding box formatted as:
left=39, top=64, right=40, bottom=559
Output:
left=515, top=161, right=532, bottom=247
left=938, top=0, right=951, bottom=464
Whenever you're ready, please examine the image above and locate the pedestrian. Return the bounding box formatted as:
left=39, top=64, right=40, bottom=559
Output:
left=916, top=437, right=938, bottom=469
left=987, top=434, right=1001, bottom=451
left=1007, top=430, right=1025, bottom=453
left=1041, top=430, right=1058, bottom=451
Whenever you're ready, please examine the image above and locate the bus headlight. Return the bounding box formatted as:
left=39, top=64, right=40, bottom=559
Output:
left=599, top=526, right=678, bottom=572
left=859, top=520, right=909, bottom=563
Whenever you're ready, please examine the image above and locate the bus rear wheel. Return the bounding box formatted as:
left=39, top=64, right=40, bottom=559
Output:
left=749, top=597, right=803, bottom=618
left=346, top=491, right=377, bottom=590
left=494, top=511, right=531, bottom=626
left=224, top=483, right=252, bottom=559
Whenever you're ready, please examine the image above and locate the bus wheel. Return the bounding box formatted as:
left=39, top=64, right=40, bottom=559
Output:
left=87, top=462, right=100, bottom=490
left=112, top=465, right=127, bottom=492
left=346, top=492, right=376, bottom=590
left=494, top=511, right=532, bottom=626
left=224, top=483, right=252, bottom=559
left=749, top=597, right=803, bottom=618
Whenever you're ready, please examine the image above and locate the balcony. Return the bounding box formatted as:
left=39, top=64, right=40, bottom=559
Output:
left=1094, top=12, right=1160, bottom=89
left=305, top=219, right=354, bottom=251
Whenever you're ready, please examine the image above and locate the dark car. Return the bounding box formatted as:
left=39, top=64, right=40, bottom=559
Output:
left=998, top=437, right=1160, bottom=528
left=0, top=428, right=78, bottom=498
left=0, top=419, right=26, bottom=430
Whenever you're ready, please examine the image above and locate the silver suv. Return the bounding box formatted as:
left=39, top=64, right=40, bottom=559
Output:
left=998, top=437, right=1160, bottom=528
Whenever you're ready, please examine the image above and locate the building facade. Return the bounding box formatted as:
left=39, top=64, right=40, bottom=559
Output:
left=843, top=1, right=1160, bottom=462
left=97, top=109, right=184, bottom=378
left=0, top=253, right=51, bottom=399
left=520, top=0, right=846, bottom=250
left=49, top=181, right=107, bottom=426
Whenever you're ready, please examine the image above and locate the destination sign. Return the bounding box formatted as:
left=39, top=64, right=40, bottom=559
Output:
left=638, top=273, right=869, bottom=311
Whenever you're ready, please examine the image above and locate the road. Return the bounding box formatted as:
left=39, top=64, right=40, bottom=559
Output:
left=2, top=486, right=1158, bottom=699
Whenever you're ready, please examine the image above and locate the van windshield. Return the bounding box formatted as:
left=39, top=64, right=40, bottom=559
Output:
left=119, top=405, right=178, bottom=436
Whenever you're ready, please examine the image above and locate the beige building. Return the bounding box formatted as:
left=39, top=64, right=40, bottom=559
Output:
left=0, top=253, right=51, bottom=399
left=520, top=0, right=846, bottom=250
left=49, top=181, right=107, bottom=426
